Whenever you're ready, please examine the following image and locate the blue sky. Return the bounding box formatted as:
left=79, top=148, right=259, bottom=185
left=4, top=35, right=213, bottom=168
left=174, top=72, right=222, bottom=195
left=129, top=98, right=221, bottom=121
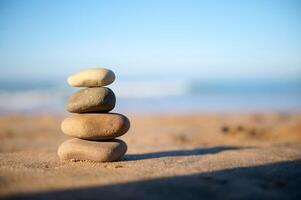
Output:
left=0, top=0, right=300, bottom=80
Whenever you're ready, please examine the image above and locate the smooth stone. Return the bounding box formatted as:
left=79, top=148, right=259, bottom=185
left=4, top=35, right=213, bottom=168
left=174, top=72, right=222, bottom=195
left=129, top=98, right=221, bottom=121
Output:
left=67, top=68, right=115, bottom=87
left=61, top=113, right=130, bottom=140
left=58, top=138, right=127, bottom=162
left=66, top=87, right=116, bottom=113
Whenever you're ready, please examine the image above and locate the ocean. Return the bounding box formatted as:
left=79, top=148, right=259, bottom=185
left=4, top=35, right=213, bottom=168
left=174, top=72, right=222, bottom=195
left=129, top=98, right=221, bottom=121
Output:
left=0, top=77, right=300, bottom=114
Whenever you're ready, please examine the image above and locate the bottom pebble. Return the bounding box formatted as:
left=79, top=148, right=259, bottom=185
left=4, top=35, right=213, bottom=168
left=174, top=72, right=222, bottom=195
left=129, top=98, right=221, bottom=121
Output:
left=58, top=138, right=127, bottom=162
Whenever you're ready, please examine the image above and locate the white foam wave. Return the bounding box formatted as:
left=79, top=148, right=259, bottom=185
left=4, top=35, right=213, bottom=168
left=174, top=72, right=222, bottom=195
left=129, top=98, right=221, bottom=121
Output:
left=111, top=79, right=190, bottom=98
left=0, top=79, right=191, bottom=113
left=0, top=90, right=67, bottom=113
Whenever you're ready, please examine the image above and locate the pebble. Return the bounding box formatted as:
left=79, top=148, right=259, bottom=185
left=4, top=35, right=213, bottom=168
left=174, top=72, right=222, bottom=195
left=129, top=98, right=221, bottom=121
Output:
left=67, top=68, right=115, bottom=87
left=61, top=113, right=130, bottom=140
left=66, top=87, right=116, bottom=113
left=58, top=138, right=127, bottom=162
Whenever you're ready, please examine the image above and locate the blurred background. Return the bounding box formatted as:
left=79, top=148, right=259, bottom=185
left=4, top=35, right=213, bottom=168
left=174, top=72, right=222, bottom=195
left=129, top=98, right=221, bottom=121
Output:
left=0, top=0, right=300, bottom=114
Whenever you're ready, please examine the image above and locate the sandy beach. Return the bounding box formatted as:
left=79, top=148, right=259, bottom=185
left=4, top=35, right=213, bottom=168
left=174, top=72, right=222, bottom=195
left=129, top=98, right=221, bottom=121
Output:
left=1, top=0, right=301, bottom=199
left=0, top=112, right=301, bottom=199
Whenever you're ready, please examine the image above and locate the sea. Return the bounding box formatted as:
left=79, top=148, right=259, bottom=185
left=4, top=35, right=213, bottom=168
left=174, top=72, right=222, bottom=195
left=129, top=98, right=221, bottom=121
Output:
left=0, top=77, right=300, bottom=114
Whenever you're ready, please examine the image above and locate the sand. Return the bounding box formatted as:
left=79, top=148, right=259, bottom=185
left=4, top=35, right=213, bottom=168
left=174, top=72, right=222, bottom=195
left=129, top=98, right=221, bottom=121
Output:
left=0, top=113, right=301, bottom=199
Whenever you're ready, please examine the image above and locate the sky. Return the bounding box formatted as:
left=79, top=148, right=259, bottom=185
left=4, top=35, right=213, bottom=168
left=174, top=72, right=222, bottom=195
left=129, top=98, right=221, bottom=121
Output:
left=0, top=0, right=300, bottom=81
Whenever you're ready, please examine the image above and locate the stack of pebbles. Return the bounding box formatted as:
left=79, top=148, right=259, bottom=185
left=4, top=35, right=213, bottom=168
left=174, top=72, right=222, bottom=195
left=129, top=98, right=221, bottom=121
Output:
left=58, top=68, right=130, bottom=162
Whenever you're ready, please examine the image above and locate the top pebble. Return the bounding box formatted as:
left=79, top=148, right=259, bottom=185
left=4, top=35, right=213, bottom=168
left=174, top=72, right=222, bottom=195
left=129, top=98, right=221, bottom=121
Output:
left=68, top=68, right=115, bottom=87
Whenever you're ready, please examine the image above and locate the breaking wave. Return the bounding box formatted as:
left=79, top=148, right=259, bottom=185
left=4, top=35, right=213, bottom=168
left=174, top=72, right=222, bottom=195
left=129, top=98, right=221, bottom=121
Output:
left=0, top=78, right=300, bottom=113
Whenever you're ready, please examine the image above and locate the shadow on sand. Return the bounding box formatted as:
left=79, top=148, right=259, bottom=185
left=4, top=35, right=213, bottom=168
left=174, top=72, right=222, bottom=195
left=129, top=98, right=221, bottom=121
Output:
left=124, top=146, right=242, bottom=161
left=4, top=158, right=301, bottom=199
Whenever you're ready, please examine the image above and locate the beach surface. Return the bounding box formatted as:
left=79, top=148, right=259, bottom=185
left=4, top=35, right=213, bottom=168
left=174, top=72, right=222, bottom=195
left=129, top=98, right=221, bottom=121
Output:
left=0, top=113, right=301, bottom=199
